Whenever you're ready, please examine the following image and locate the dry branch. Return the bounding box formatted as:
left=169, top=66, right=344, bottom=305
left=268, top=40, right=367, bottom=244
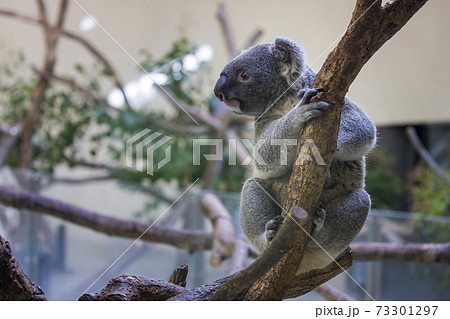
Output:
left=64, top=157, right=115, bottom=170
left=0, top=185, right=212, bottom=252
left=201, top=193, right=236, bottom=266
left=314, top=283, right=355, bottom=301
left=168, top=264, right=189, bottom=287
left=79, top=275, right=186, bottom=301
left=201, top=193, right=251, bottom=275
left=228, top=235, right=249, bottom=275
left=81, top=245, right=352, bottom=301
left=155, top=85, right=222, bottom=130
left=19, top=0, right=69, bottom=168
left=352, top=242, right=450, bottom=264
left=405, top=126, right=450, bottom=183
left=217, top=3, right=238, bottom=59
left=244, top=29, right=264, bottom=49
left=0, top=234, right=47, bottom=300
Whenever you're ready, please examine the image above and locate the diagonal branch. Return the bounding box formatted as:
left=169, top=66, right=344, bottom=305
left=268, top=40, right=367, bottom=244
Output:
left=244, top=29, right=264, bottom=49
left=245, top=0, right=429, bottom=300
left=374, top=0, right=429, bottom=52
left=217, top=3, right=238, bottom=59
left=405, top=126, right=450, bottom=184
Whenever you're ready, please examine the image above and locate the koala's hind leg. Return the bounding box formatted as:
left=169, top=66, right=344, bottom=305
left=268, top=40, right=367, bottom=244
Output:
left=296, top=189, right=370, bottom=275
left=309, top=189, right=370, bottom=251
left=240, top=178, right=282, bottom=253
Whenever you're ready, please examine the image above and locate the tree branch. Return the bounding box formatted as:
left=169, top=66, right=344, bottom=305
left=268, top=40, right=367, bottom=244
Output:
left=64, top=157, right=115, bottom=170
left=0, top=185, right=212, bottom=252
left=155, top=85, right=251, bottom=170
left=405, top=126, right=450, bottom=184
left=31, top=67, right=115, bottom=111
left=79, top=275, right=186, bottom=301
left=314, top=283, right=355, bottom=301
left=201, top=193, right=236, bottom=266
left=246, top=0, right=429, bottom=300
left=0, top=233, right=47, bottom=300
left=244, top=29, right=264, bottom=49
left=228, top=235, right=249, bottom=276
left=283, top=248, right=353, bottom=299
left=168, top=264, right=188, bottom=287
left=80, top=245, right=352, bottom=301
left=217, top=3, right=238, bottom=59
left=154, top=85, right=223, bottom=130
left=19, top=0, right=69, bottom=168
left=48, top=175, right=114, bottom=185
left=374, top=0, right=429, bottom=53
left=0, top=6, right=131, bottom=110
left=211, top=207, right=310, bottom=300
left=36, top=0, right=50, bottom=45
left=351, top=242, right=450, bottom=264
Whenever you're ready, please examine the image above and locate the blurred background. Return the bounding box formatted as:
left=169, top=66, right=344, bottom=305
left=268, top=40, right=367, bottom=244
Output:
left=0, top=0, right=448, bottom=300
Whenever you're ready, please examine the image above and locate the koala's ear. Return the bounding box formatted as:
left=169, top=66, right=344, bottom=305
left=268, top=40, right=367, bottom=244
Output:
left=273, top=37, right=303, bottom=76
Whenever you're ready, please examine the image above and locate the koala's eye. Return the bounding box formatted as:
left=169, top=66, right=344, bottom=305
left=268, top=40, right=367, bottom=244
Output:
left=239, top=71, right=250, bottom=81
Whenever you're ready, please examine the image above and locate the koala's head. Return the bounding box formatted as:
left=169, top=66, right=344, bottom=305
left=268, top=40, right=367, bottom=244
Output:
left=214, top=37, right=305, bottom=117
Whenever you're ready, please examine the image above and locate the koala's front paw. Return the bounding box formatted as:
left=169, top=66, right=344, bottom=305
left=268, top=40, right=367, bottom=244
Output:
left=311, top=206, right=326, bottom=238
left=296, top=88, right=334, bottom=122
left=264, top=215, right=284, bottom=243
left=298, top=87, right=324, bottom=104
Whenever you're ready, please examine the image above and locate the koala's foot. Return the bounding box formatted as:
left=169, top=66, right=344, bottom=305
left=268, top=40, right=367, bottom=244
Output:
left=311, top=206, right=326, bottom=238
left=264, top=215, right=284, bottom=243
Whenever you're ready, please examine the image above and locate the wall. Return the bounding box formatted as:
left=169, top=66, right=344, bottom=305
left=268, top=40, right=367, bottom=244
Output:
left=0, top=0, right=449, bottom=126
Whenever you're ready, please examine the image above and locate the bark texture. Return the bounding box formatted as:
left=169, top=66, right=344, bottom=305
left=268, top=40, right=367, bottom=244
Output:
left=0, top=235, right=46, bottom=300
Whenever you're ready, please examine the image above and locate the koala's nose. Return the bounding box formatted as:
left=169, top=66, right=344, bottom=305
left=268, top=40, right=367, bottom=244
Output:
left=214, top=75, right=228, bottom=102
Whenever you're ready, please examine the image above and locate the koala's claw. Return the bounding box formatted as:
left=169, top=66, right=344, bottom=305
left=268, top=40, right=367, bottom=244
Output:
left=295, top=88, right=333, bottom=122
left=297, top=89, right=308, bottom=100
left=311, top=206, right=326, bottom=237
left=298, top=88, right=324, bottom=105
left=264, top=216, right=284, bottom=242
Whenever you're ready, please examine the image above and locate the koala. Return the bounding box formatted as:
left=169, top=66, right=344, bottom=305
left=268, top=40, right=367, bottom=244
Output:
left=214, top=38, right=376, bottom=275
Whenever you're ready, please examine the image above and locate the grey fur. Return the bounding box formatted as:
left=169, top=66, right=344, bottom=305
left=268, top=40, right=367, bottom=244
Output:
left=214, top=38, right=376, bottom=274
